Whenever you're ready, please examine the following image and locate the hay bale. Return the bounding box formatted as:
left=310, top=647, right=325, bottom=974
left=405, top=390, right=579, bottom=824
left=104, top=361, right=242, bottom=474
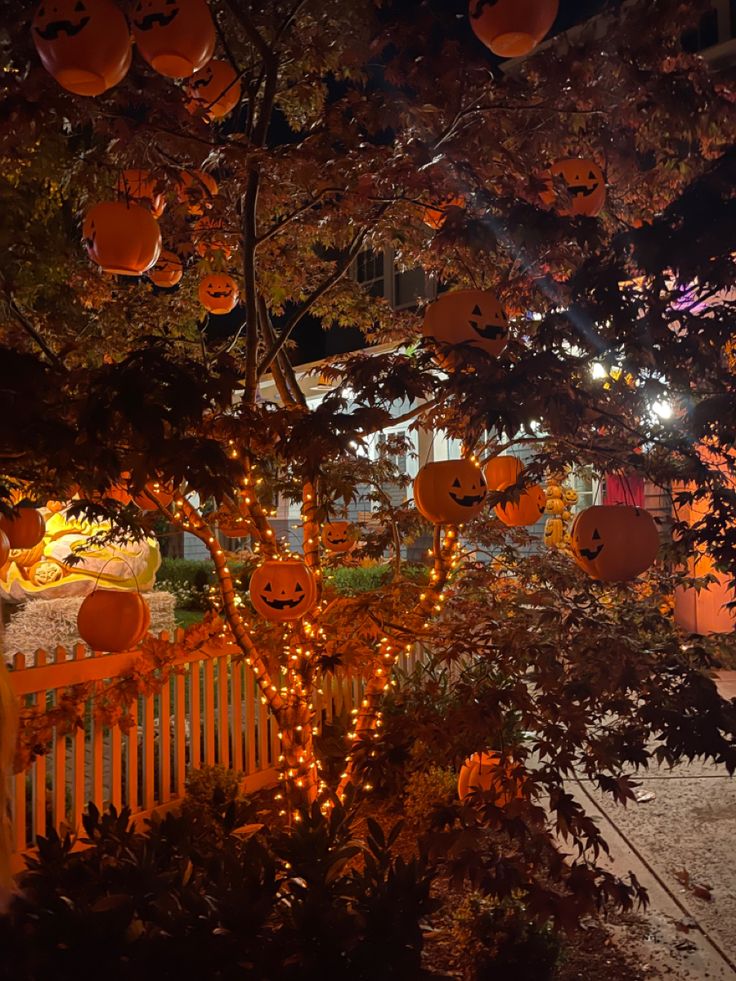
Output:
left=4, top=592, right=177, bottom=664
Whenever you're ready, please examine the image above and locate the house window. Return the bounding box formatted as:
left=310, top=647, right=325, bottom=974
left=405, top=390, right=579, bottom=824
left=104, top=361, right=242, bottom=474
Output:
left=571, top=467, right=600, bottom=512
left=355, top=249, right=385, bottom=297
left=682, top=6, right=719, bottom=51
left=394, top=267, right=425, bottom=309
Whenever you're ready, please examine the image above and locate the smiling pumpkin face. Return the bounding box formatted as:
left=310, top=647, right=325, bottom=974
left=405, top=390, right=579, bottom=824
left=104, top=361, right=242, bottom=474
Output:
left=495, top=481, right=546, bottom=527
left=132, top=0, right=216, bottom=78
left=423, top=289, right=509, bottom=367
left=570, top=505, right=659, bottom=581
left=32, top=0, right=131, bottom=96
left=249, top=559, right=317, bottom=623
left=185, top=59, right=242, bottom=120
left=197, top=273, right=238, bottom=314
left=540, top=158, right=606, bottom=217
left=414, top=460, right=488, bottom=525
left=322, top=521, right=358, bottom=554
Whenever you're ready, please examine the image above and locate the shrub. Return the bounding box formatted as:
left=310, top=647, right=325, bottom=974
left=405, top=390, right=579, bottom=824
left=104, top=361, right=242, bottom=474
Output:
left=325, top=563, right=429, bottom=597
left=403, top=765, right=457, bottom=830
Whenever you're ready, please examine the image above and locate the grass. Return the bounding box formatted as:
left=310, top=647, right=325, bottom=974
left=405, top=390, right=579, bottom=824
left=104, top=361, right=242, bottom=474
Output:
left=175, top=608, right=205, bottom=629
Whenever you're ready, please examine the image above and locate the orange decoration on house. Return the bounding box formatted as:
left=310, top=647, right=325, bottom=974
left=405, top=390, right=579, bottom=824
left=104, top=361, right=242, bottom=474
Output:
left=116, top=170, right=166, bottom=218
left=148, top=249, right=183, bottom=287
left=198, top=273, right=239, bottom=313
left=570, top=505, right=659, bottom=581
left=423, top=289, right=509, bottom=366
left=540, top=158, right=606, bottom=217
left=77, top=589, right=150, bottom=651
left=468, top=0, right=558, bottom=58
left=484, top=454, right=524, bottom=490
left=32, top=0, right=132, bottom=96
left=421, top=194, right=465, bottom=230
left=131, top=0, right=216, bottom=78
left=322, top=521, right=357, bottom=554
left=0, top=508, right=46, bottom=549
left=457, top=752, right=524, bottom=806
left=176, top=169, right=218, bottom=214
left=249, top=559, right=317, bottom=623
left=495, top=482, right=546, bottom=527
left=414, top=460, right=488, bottom=525
left=83, top=202, right=161, bottom=276
left=185, top=59, right=242, bottom=120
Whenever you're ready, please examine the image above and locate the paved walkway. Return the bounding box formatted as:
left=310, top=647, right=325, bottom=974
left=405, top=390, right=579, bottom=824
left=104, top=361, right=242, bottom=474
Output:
left=570, top=671, right=736, bottom=979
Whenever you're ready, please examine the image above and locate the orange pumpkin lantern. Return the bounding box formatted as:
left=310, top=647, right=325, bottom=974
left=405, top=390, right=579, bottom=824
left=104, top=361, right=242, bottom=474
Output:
left=458, top=752, right=524, bottom=806
left=116, top=169, right=166, bottom=218
left=148, top=249, right=183, bottom=287
left=133, top=481, right=174, bottom=510
left=322, top=521, right=357, bottom=554
left=0, top=529, right=9, bottom=569
left=32, top=0, right=132, bottom=96
left=176, top=169, right=218, bottom=214
left=414, top=460, right=488, bottom=525
left=468, top=0, right=558, bottom=58
left=495, top=481, right=546, bottom=527
left=0, top=507, right=46, bottom=549
left=83, top=202, right=162, bottom=276
left=540, top=158, right=606, bottom=218
left=185, top=59, right=242, bottom=120
left=131, top=0, right=216, bottom=78
left=484, top=455, right=524, bottom=490
left=198, top=273, right=239, bottom=313
left=421, top=194, right=465, bottom=230
left=249, top=558, right=317, bottom=623
left=570, top=505, right=659, bottom=582
left=423, top=289, right=509, bottom=366
left=77, top=589, right=150, bottom=651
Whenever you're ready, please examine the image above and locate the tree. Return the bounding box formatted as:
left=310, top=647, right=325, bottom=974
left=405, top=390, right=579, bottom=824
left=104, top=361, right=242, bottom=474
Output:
left=2, top=0, right=736, bottom=921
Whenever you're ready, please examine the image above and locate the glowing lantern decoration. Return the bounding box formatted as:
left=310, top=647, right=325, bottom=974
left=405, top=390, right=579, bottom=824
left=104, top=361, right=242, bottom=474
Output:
left=495, top=482, right=546, bottom=527
left=570, top=505, right=659, bottom=581
left=198, top=273, right=239, bottom=314
left=131, top=0, right=215, bottom=78
left=82, top=202, right=161, bottom=276
left=484, top=454, right=524, bottom=490
left=0, top=508, right=46, bottom=549
left=322, top=521, right=357, bottom=554
left=540, top=158, right=606, bottom=218
left=544, top=518, right=564, bottom=547
left=0, top=530, right=10, bottom=569
left=176, top=169, right=218, bottom=214
left=116, top=170, right=166, bottom=218
left=414, top=460, right=488, bottom=525
left=148, top=249, right=183, bottom=288
left=185, top=59, right=241, bottom=120
left=421, top=194, right=465, bottom=230
left=249, top=558, right=317, bottom=623
left=457, top=752, right=523, bottom=806
left=133, top=481, right=174, bottom=510
left=32, top=0, right=132, bottom=96
left=423, top=289, right=509, bottom=367
left=77, top=589, right=150, bottom=651
left=468, top=0, right=558, bottom=58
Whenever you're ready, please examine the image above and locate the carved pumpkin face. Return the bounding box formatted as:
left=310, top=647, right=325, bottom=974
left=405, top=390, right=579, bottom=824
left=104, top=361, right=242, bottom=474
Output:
left=495, top=481, right=546, bottom=527
left=185, top=59, right=242, bottom=120
left=132, top=0, right=216, bottom=78
left=421, top=194, right=465, bottom=230
left=468, top=0, right=558, bottom=58
left=117, top=170, right=166, bottom=218
left=83, top=201, right=162, bottom=276
left=423, top=289, right=509, bottom=367
left=148, top=249, right=183, bottom=288
left=249, top=558, right=317, bottom=622
left=570, top=505, right=659, bottom=582
left=457, top=752, right=523, bottom=807
left=322, top=521, right=357, bottom=553
left=32, top=0, right=131, bottom=96
left=484, top=454, right=523, bottom=490
left=176, top=169, right=218, bottom=215
left=198, top=273, right=239, bottom=314
left=544, top=517, right=564, bottom=547
left=540, top=158, right=606, bottom=217
left=414, top=460, right=488, bottom=525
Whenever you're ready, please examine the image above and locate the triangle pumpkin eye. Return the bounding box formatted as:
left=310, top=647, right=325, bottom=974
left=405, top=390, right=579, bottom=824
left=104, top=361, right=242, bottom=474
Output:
left=295, top=583, right=304, bottom=593
left=588, top=170, right=597, bottom=180
left=452, top=478, right=461, bottom=487
left=471, top=304, right=482, bottom=315
left=592, top=529, right=601, bottom=540
left=263, top=582, right=272, bottom=592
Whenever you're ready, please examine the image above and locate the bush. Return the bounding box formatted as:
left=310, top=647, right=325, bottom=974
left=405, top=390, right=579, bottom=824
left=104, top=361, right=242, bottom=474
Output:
left=403, top=765, right=457, bottom=830
left=156, top=558, right=250, bottom=610
left=325, top=563, right=429, bottom=597
left=437, top=892, right=560, bottom=981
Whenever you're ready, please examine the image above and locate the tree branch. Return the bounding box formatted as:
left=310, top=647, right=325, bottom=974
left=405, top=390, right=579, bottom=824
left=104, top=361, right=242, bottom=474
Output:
left=7, top=298, right=63, bottom=368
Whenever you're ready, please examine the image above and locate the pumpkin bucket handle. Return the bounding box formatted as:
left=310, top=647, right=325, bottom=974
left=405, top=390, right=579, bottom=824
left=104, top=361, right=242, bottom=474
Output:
left=86, top=554, right=142, bottom=595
